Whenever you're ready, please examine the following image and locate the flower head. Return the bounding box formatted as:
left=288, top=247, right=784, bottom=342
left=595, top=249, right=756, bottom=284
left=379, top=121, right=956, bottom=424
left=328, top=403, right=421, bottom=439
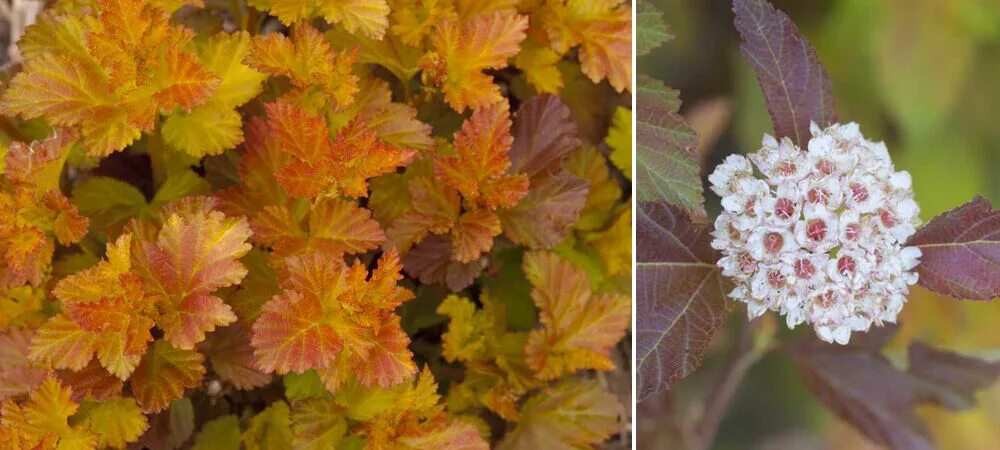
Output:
left=709, top=122, right=921, bottom=344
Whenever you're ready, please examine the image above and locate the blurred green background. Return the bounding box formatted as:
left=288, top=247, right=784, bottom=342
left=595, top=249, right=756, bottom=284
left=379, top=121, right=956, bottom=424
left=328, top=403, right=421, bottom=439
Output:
left=638, top=1, right=1000, bottom=449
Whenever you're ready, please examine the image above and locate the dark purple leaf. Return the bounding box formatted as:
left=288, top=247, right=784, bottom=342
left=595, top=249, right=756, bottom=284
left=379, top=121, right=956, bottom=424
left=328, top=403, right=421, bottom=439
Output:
left=791, top=335, right=1000, bottom=450
left=733, top=0, right=837, bottom=146
left=636, top=201, right=728, bottom=401
left=907, top=196, right=1000, bottom=300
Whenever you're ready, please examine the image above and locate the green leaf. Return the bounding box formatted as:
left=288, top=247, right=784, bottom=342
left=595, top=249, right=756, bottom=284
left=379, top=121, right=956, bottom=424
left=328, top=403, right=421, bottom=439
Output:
left=637, top=0, right=671, bottom=56
left=192, top=415, right=241, bottom=450
left=162, top=105, right=244, bottom=157
left=283, top=370, right=330, bottom=401
left=635, top=75, right=705, bottom=221
left=151, top=170, right=211, bottom=206
left=72, top=176, right=146, bottom=232
left=481, top=248, right=537, bottom=331
left=242, top=401, right=294, bottom=450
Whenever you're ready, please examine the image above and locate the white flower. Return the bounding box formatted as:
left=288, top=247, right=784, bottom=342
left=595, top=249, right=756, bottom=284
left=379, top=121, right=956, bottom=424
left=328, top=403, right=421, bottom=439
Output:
left=709, top=122, right=921, bottom=344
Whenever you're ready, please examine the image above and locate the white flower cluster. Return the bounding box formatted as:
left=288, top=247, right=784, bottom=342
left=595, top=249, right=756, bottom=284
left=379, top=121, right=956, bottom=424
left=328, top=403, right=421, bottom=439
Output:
left=709, top=122, right=921, bottom=344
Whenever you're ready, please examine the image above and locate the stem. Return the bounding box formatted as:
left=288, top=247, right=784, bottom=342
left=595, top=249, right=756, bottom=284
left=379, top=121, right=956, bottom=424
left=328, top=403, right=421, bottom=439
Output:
left=688, top=320, right=769, bottom=450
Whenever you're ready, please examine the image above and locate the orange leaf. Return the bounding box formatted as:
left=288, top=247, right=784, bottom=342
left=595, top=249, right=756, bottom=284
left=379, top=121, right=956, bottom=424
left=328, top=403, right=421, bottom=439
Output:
left=522, top=251, right=630, bottom=379
left=153, top=48, right=221, bottom=112
left=451, top=209, right=501, bottom=263
left=421, top=11, right=528, bottom=111
left=435, top=102, right=529, bottom=210
left=251, top=290, right=343, bottom=374
left=132, top=197, right=251, bottom=349
left=131, top=340, right=205, bottom=413
left=247, top=24, right=358, bottom=110
left=28, top=314, right=97, bottom=371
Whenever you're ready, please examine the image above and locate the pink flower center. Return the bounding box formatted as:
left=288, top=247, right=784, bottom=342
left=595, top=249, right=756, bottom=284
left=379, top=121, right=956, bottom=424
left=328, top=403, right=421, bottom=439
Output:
left=816, top=159, right=836, bottom=175
left=774, top=198, right=796, bottom=220
left=807, top=187, right=831, bottom=205
left=844, top=223, right=860, bottom=241
left=776, top=160, right=798, bottom=176
left=764, top=232, right=784, bottom=254
left=837, top=256, right=856, bottom=275
left=850, top=183, right=869, bottom=202
left=744, top=196, right=758, bottom=217
left=880, top=209, right=895, bottom=228
left=795, top=259, right=815, bottom=279
left=816, top=291, right=837, bottom=308
left=767, top=270, right=785, bottom=288
left=806, top=219, right=827, bottom=241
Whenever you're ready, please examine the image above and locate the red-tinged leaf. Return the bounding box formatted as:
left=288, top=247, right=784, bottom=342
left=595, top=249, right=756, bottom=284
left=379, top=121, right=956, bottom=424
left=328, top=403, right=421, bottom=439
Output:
left=635, top=76, right=704, bottom=221
left=398, top=420, right=488, bottom=450
left=403, top=234, right=488, bottom=292
left=28, top=314, right=97, bottom=371
left=57, top=362, right=123, bottom=402
left=41, top=192, right=89, bottom=245
left=352, top=316, right=416, bottom=389
left=497, top=379, right=624, bottom=450
left=436, top=102, right=529, bottom=210
left=790, top=335, right=1000, bottom=450
left=156, top=292, right=238, bottom=352
left=0, top=327, right=48, bottom=400
left=199, top=324, right=271, bottom=390
left=0, top=53, right=115, bottom=126
left=307, top=198, right=385, bottom=256
left=4, top=129, right=77, bottom=185
left=499, top=172, right=589, bottom=249
left=636, top=201, right=729, bottom=401
left=154, top=49, right=221, bottom=112
left=907, top=196, right=1000, bottom=300
left=522, top=251, right=631, bottom=380
left=508, top=95, right=581, bottom=180
left=451, top=209, right=501, bottom=263
left=733, top=0, right=837, bottom=146
left=134, top=197, right=251, bottom=349
left=131, top=340, right=205, bottom=413
left=264, top=101, right=331, bottom=164
left=251, top=291, right=343, bottom=374
left=421, top=10, right=528, bottom=111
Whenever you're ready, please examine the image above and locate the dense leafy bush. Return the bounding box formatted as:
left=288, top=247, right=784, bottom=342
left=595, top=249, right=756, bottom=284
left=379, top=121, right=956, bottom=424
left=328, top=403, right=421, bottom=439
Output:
left=0, top=0, right=633, bottom=448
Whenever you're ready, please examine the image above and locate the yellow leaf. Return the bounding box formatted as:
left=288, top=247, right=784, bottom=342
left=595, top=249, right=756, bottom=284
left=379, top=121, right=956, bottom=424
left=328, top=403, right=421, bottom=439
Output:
left=79, top=397, right=148, bottom=449
left=514, top=39, right=564, bottom=94
left=162, top=104, right=244, bottom=156
left=198, top=31, right=267, bottom=109
left=604, top=107, right=631, bottom=179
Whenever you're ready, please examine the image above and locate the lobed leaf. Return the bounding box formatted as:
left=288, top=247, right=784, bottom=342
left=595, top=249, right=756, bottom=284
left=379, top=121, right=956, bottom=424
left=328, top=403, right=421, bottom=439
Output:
left=522, top=252, right=630, bottom=380
left=131, top=340, right=206, bottom=413
left=497, top=379, right=624, bottom=450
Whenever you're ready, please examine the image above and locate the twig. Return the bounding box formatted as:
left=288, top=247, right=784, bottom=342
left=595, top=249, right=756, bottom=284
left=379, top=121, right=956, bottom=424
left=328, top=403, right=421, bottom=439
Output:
left=687, top=318, right=770, bottom=450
